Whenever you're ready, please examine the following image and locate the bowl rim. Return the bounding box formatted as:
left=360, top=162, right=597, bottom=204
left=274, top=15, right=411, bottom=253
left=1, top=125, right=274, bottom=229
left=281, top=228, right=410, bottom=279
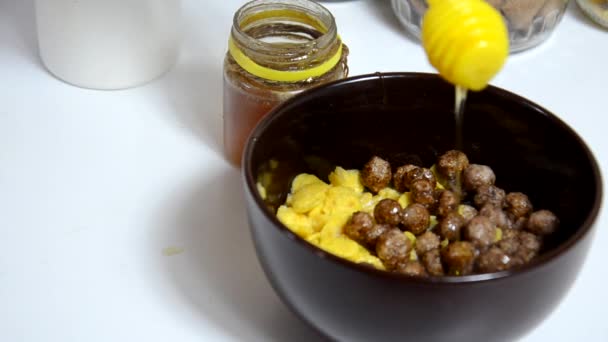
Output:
left=242, top=72, right=603, bottom=285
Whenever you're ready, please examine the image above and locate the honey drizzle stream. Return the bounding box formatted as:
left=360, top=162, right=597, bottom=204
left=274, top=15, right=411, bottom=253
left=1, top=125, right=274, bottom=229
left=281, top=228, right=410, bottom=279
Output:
left=455, top=85, right=468, bottom=151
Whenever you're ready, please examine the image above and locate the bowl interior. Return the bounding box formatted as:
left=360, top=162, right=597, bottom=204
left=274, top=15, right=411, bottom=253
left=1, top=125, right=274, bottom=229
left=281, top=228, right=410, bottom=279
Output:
left=245, top=72, right=601, bottom=276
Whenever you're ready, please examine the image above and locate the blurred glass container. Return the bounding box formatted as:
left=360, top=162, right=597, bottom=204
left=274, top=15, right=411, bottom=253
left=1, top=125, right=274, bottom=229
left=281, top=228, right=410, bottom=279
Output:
left=391, top=0, right=570, bottom=53
left=576, top=0, right=608, bottom=28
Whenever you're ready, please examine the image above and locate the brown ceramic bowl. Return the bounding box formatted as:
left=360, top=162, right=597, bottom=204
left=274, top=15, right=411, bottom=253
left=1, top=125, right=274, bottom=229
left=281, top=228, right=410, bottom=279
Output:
left=242, top=72, right=602, bottom=342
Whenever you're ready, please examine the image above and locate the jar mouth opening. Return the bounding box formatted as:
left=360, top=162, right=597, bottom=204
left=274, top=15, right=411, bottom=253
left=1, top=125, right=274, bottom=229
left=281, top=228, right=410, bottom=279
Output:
left=231, top=0, right=338, bottom=54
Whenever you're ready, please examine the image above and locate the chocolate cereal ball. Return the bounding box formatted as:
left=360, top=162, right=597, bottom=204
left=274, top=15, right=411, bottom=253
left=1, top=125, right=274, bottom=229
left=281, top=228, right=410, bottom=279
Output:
left=464, top=216, right=496, bottom=249
left=476, top=246, right=514, bottom=273
left=474, top=184, right=506, bottom=208
left=505, top=192, right=533, bottom=219
left=376, top=229, right=413, bottom=270
left=344, top=211, right=374, bottom=243
left=406, top=167, right=437, bottom=189
left=415, top=231, right=441, bottom=256
left=410, top=179, right=436, bottom=208
left=374, top=199, right=402, bottom=226
left=442, top=241, right=477, bottom=275
left=458, top=204, right=478, bottom=224
left=437, top=150, right=469, bottom=180
left=479, top=204, right=511, bottom=229
left=344, top=211, right=392, bottom=247
left=395, top=261, right=428, bottom=277
left=437, top=190, right=460, bottom=217
left=422, top=248, right=444, bottom=276
left=463, top=164, right=496, bottom=191
left=393, top=164, right=418, bottom=192
left=527, top=210, right=559, bottom=235
left=439, top=212, right=465, bottom=241
left=401, top=203, right=431, bottom=235
left=361, top=156, right=392, bottom=193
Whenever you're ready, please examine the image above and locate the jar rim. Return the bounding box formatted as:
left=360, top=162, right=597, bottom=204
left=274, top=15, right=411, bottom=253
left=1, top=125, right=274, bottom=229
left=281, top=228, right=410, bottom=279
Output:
left=231, top=0, right=338, bottom=57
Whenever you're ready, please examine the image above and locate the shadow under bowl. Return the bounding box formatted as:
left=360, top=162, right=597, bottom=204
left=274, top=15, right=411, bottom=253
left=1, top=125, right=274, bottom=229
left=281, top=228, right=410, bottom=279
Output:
left=242, top=72, right=602, bottom=342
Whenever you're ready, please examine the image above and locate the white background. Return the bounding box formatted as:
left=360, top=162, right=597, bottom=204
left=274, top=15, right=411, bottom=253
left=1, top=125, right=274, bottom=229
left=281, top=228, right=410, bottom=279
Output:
left=0, top=0, right=606, bottom=341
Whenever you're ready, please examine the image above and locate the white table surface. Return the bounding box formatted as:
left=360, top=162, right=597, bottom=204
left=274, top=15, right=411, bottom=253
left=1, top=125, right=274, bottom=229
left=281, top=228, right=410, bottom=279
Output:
left=1, top=0, right=606, bottom=341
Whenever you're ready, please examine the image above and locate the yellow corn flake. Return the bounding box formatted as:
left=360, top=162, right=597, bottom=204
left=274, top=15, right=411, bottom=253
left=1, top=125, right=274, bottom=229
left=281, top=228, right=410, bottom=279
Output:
left=290, top=182, right=329, bottom=214
left=357, top=255, right=386, bottom=270
left=495, top=227, right=503, bottom=242
left=308, top=206, right=331, bottom=232
left=404, top=231, right=417, bottom=245
left=377, top=188, right=401, bottom=201
left=324, top=186, right=361, bottom=216
left=259, top=171, right=272, bottom=188
left=317, top=236, right=362, bottom=258
left=320, top=213, right=351, bottom=239
left=441, top=238, right=449, bottom=248
left=329, top=167, right=364, bottom=194
left=430, top=164, right=439, bottom=176
left=307, top=231, right=385, bottom=270
left=430, top=164, right=450, bottom=190
left=306, top=232, right=322, bottom=246
left=317, top=236, right=384, bottom=269
left=365, top=195, right=384, bottom=213
left=291, top=173, right=326, bottom=193
left=359, top=192, right=376, bottom=214
left=269, top=159, right=279, bottom=169
left=277, top=205, right=314, bottom=238
left=429, top=215, right=439, bottom=230
left=256, top=182, right=267, bottom=200
left=404, top=232, right=418, bottom=261
left=457, top=204, right=467, bottom=216
left=398, top=192, right=412, bottom=209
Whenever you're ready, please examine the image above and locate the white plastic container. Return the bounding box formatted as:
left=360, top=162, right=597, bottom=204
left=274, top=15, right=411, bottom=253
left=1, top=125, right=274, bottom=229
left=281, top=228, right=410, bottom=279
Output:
left=35, top=0, right=182, bottom=90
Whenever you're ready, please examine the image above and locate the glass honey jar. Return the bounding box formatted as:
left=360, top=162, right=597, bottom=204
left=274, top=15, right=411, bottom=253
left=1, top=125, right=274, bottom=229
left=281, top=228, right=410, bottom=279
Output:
left=223, top=0, right=349, bottom=167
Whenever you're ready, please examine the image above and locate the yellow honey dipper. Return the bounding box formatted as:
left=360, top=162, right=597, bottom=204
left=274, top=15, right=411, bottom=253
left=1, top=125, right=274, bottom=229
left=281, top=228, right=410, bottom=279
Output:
left=421, top=0, right=509, bottom=91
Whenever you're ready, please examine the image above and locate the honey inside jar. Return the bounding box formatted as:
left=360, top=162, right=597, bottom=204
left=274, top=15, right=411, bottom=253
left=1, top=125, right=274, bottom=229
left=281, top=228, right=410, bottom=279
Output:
left=223, top=0, right=349, bottom=167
